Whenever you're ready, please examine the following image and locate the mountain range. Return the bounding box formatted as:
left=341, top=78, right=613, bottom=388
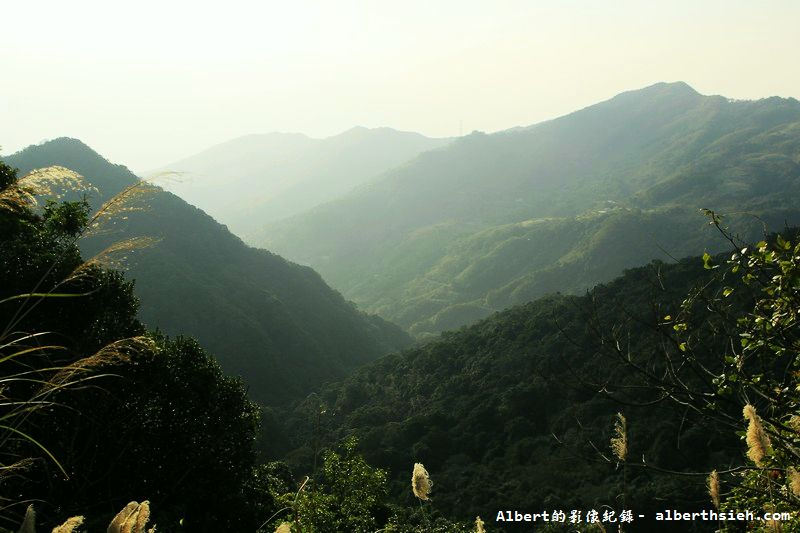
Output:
left=152, top=127, right=450, bottom=239
left=256, top=82, right=800, bottom=336
left=3, top=139, right=412, bottom=405
left=5, top=80, right=800, bottom=530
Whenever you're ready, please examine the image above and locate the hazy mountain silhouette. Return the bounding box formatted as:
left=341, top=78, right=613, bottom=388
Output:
left=258, top=82, right=800, bottom=335
left=152, top=127, right=451, bottom=239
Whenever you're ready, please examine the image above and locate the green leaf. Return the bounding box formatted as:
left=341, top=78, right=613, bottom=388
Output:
left=703, top=252, right=713, bottom=270
left=0, top=291, right=93, bottom=305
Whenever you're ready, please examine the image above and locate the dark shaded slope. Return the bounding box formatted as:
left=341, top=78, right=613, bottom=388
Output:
left=4, top=139, right=413, bottom=405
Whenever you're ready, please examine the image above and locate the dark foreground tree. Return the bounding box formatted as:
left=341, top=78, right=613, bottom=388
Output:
left=589, top=213, right=800, bottom=530
left=0, top=161, right=274, bottom=531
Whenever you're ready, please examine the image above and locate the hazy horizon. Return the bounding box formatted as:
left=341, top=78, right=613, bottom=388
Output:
left=3, top=0, right=799, bottom=171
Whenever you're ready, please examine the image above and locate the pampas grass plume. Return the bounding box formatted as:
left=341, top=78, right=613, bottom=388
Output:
left=788, top=467, right=800, bottom=497
left=743, top=404, right=771, bottom=466
left=18, top=505, right=35, bottom=533
left=610, top=412, right=628, bottom=462
left=107, top=501, right=154, bottom=533
left=412, top=463, right=432, bottom=501
left=0, top=166, right=87, bottom=213
left=51, top=516, right=84, bottom=533
left=707, top=470, right=720, bottom=509
left=46, top=336, right=155, bottom=393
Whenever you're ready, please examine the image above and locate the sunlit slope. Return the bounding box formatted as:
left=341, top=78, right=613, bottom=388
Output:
left=260, top=82, right=800, bottom=335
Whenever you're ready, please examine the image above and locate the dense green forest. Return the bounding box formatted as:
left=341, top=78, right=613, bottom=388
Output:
left=0, top=159, right=479, bottom=532
left=269, top=254, right=726, bottom=528
left=4, top=156, right=800, bottom=531
left=259, top=83, right=800, bottom=336
left=155, top=127, right=450, bottom=238
left=268, top=223, right=800, bottom=531
left=2, top=140, right=411, bottom=405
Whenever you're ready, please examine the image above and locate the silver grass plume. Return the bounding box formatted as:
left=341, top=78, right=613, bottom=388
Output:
left=17, top=505, right=35, bottom=533
left=412, top=462, right=432, bottom=501
left=707, top=470, right=720, bottom=509
left=51, top=516, right=85, bottom=533
left=45, top=336, right=155, bottom=393
left=610, top=412, right=628, bottom=462
left=0, top=166, right=89, bottom=213
left=743, top=404, right=771, bottom=466
left=788, top=467, right=800, bottom=497
left=67, top=236, right=161, bottom=282
left=107, top=501, right=154, bottom=533
left=0, top=458, right=34, bottom=482
left=85, top=181, right=158, bottom=238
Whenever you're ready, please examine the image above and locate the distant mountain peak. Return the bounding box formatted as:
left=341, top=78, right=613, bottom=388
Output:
left=330, top=126, right=378, bottom=141
left=8, top=137, right=118, bottom=176
left=650, top=80, right=699, bottom=94
left=611, top=81, right=702, bottom=103
left=259, top=81, right=800, bottom=338
left=6, top=137, right=136, bottom=194
left=331, top=125, right=423, bottom=141
left=22, top=137, right=101, bottom=158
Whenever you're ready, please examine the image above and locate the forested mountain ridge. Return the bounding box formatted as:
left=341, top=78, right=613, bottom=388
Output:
left=3, top=138, right=413, bottom=405
left=271, top=250, right=751, bottom=529
left=259, top=82, right=800, bottom=336
left=153, top=127, right=451, bottom=238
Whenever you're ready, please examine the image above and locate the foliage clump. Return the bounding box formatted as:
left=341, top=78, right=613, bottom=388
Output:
left=266, top=437, right=482, bottom=532
left=629, top=215, right=800, bottom=530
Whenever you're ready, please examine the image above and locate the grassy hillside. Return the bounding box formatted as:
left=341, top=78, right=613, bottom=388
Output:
left=3, top=139, right=413, bottom=405
left=154, top=127, right=451, bottom=239
left=259, top=83, right=800, bottom=336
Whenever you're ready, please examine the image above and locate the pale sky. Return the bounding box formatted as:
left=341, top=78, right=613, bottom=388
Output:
left=2, top=0, right=799, bottom=171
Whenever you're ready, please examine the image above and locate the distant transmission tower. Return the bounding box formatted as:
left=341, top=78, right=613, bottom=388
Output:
left=459, top=119, right=463, bottom=137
